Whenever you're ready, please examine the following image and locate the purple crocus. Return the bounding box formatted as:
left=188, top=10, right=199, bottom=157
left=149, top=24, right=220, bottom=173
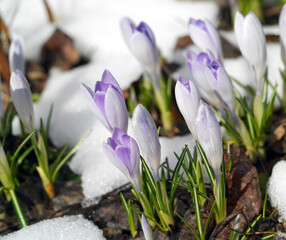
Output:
left=195, top=101, right=223, bottom=182
left=175, top=76, right=200, bottom=138
left=132, top=104, right=161, bottom=181
left=234, top=11, right=266, bottom=93
left=81, top=70, right=128, bottom=133
left=121, top=18, right=160, bottom=89
left=189, top=18, right=223, bottom=63
left=10, top=70, right=35, bottom=133
left=187, top=50, right=235, bottom=113
left=103, top=128, right=141, bottom=192
left=9, top=40, right=24, bottom=74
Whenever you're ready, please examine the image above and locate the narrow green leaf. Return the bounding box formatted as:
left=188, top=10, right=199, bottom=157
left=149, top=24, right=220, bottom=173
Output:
left=176, top=212, right=200, bottom=240
left=50, top=131, right=91, bottom=183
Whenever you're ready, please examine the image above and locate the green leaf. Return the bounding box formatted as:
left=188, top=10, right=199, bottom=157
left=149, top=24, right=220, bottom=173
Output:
left=141, top=157, right=156, bottom=194
left=11, top=129, right=37, bottom=169
left=50, top=131, right=91, bottom=183
left=176, top=212, right=200, bottom=240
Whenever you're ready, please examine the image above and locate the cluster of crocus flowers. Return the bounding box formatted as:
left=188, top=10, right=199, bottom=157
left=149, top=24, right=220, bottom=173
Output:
left=175, top=76, right=223, bottom=184
left=234, top=11, right=266, bottom=94
left=120, top=18, right=173, bottom=133
left=175, top=76, right=226, bottom=223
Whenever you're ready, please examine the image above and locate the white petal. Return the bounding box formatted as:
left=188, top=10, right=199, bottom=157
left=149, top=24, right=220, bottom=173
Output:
left=132, top=104, right=161, bottom=179
left=105, top=87, right=128, bottom=133
left=130, top=32, right=158, bottom=73
left=196, top=101, right=222, bottom=180
left=10, top=70, right=34, bottom=132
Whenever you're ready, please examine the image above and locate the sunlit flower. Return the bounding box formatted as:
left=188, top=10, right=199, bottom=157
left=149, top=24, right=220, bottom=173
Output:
left=132, top=104, right=161, bottom=180
left=175, top=76, right=200, bottom=137
left=234, top=11, right=266, bottom=93
left=9, top=40, right=24, bottom=73
left=188, top=18, right=223, bottom=63
left=81, top=70, right=128, bottom=133
left=10, top=70, right=35, bottom=133
left=187, top=50, right=235, bottom=113
left=121, top=18, right=160, bottom=89
left=103, top=128, right=141, bottom=191
left=196, top=101, right=223, bottom=182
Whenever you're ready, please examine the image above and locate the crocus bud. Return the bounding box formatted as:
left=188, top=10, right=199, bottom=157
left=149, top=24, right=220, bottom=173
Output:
left=188, top=18, right=223, bottom=63
left=175, top=76, right=200, bottom=137
left=279, top=4, right=286, bottom=68
left=81, top=70, right=128, bottom=133
left=132, top=104, right=161, bottom=181
left=121, top=18, right=160, bottom=89
left=195, top=101, right=223, bottom=182
left=187, top=50, right=235, bottom=113
left=10, top=70, right=35, bottom=133
left=141, top=215, right=153, bottom=240
left=103, top=128, right=141, bottom=191
left=234, top=11, right=266, bottom=93
left=9, top=40, right=24, bottom=73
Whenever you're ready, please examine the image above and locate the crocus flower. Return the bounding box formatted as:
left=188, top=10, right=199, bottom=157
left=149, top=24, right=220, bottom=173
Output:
left=121, top=18, right=160, bottom=89
left=9, top=40, right=24, bottom=73
left=279, top=4, right=286, bottom=68
left=234, top=11, right=266, bottom=93
left=195, top=101, right=223, bottom=182
left=10, top=70, right=35, bottom=133
left=103, top=128, right=141, bottom=192
left=141, top=215, right=153, bottom=240
left=132, top=104, right=161, bottom=181
left=81, top=70, right=128, bottom=133
left=188, top=18, right=223, bottom=63
left=187, top=50, right=235, bottom=113
left=175, top=76, right=200, bottom=137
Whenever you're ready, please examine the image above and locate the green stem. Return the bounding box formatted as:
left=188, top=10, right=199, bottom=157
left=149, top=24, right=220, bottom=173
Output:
left=9, top=188, right=27, bottom=228
left=154, top=89, right=173, bottom=133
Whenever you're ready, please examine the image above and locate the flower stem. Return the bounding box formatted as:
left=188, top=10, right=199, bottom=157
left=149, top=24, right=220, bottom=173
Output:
left=9, top=188, right=27, bottom=228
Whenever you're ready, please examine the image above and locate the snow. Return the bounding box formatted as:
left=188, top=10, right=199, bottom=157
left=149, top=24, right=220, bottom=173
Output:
left=1, top=215, right=105, bottom=240
left=267, top=160, right=286, bottom=220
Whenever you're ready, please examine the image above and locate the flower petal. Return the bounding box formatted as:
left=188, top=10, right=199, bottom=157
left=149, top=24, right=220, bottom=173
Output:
left=10, top=70, right=34, bottom=132
left=105, top=86, right=128, bottom=133
left=132, top=104, right=161, bottom=179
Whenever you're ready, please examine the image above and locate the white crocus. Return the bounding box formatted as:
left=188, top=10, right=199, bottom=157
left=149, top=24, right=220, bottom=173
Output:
left=195, top=101, right=223, bottom=182
left=9, top=40, right=24, bottom=73
left=132, top=104, right=161, bottom=181
left=234, top=11, right=266, bottom=93
left=10, top=70, right=35, bottom=133
left=188, top=18, right=223, bottom=63
left=175, top=76, right=200, bottom=138
left=121, top=18, right=160, bottom=89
